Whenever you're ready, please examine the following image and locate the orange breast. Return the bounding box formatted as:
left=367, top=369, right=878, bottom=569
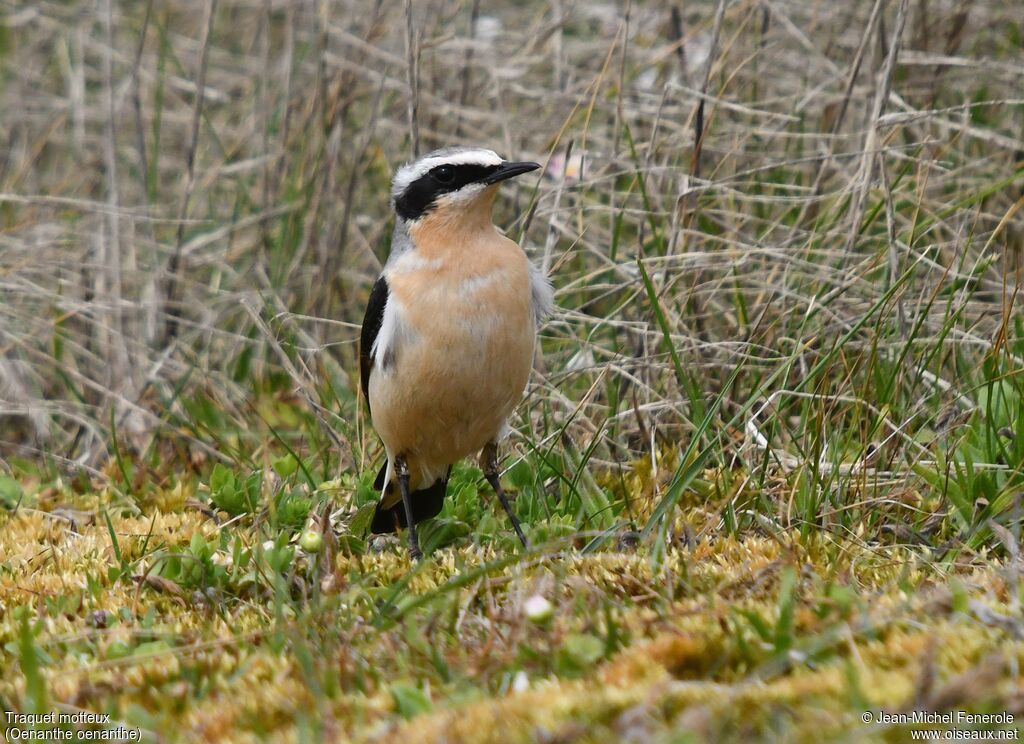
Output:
left=369, top=222, right=536, bottom=491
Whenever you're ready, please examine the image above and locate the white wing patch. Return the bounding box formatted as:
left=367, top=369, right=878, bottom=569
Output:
left=528, top=262, right=554, bottom=326
left=371, top=294, right=411, bottom=373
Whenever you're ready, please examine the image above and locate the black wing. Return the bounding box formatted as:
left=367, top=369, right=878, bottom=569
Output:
left=359, top=275, right=389, bottom=416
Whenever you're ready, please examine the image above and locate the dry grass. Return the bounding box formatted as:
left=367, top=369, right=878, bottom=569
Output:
left=1, top=0, right=1020, bottom=473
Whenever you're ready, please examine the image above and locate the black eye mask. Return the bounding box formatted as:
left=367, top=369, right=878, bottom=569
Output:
left=394, top=163, right=500, bottom=221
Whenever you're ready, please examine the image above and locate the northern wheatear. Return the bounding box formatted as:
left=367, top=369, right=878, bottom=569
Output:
left=359, top=146, right=552, bottom=560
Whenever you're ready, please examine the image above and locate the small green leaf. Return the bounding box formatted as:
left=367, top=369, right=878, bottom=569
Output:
left=0, top=476, right=23, bottom=509
left=390, top=683, right=432, bottom=719
left=210, top=464, right=233, bottom=494
left=350, top=503, right=377, bottom=537
left=336, top=534, right=366, bottom=555
left=105, top=641, right=132, bottom=660
left=775, top=567, right=798, bottom=655
left=950, top=578, right=969, bottom=614
left=272, top=454, right=299, bottom=478
left=18, top=615, right=47, bottom=714
left=556, top=633, right=604, bottom=676
left=189, top=532, right=210, bottom=560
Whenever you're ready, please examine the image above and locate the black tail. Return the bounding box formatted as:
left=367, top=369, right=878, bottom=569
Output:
left=369, top=462, right=451, bottom=534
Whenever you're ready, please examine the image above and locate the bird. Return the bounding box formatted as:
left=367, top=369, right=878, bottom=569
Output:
left=358, top=146, right=552, bottom=560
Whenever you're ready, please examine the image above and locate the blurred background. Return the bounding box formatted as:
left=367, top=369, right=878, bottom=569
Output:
left=1, top=0, right=1023, bottom=549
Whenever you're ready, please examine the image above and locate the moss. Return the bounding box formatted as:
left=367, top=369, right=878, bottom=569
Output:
left=1, top=493, right=1021, bottom=742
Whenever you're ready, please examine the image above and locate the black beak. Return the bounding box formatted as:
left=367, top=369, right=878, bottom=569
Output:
left=483, top=161, right=541, bottom=185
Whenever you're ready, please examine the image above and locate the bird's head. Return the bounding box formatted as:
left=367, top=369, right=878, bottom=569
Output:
left=390, top=147, right=539, bottom=231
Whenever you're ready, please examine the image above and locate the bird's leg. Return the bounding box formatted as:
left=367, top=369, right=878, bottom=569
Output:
left=395, top=455, right=422, bottom=561
left=482, top=442, right=529, bottom=549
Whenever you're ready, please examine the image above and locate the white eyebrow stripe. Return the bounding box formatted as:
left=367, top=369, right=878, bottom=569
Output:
left=391, top=149, right=502, bottom=196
